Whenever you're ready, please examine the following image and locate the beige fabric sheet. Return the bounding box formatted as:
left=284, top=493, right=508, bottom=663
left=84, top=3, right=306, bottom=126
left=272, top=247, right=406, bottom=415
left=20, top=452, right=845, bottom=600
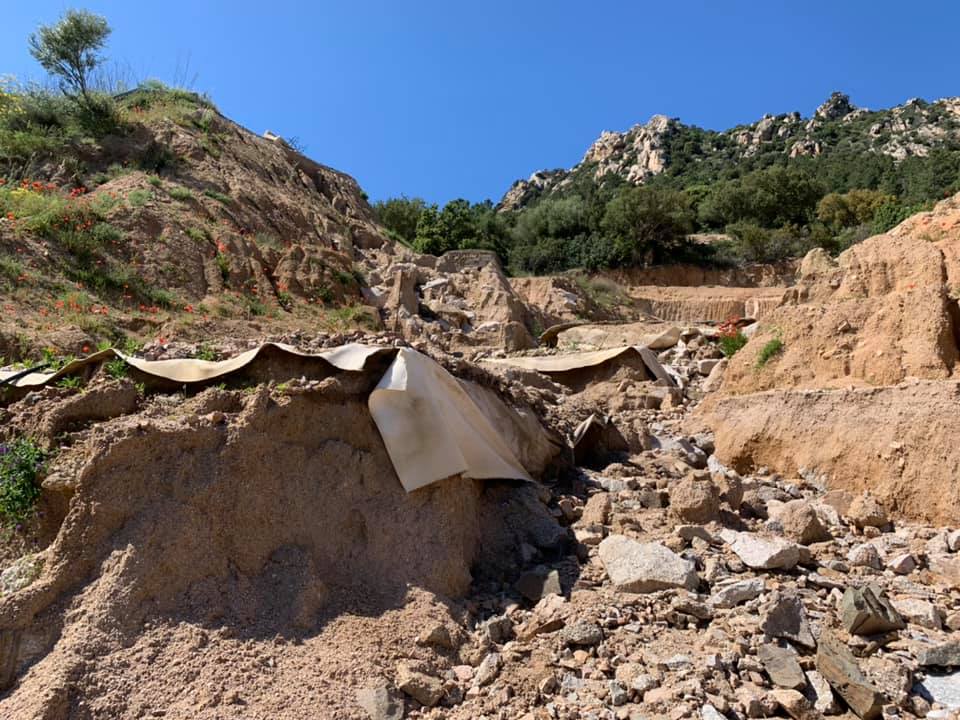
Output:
left=482, top=345, right=677, bottom=387
left=0, top=344, right=531, bottom=493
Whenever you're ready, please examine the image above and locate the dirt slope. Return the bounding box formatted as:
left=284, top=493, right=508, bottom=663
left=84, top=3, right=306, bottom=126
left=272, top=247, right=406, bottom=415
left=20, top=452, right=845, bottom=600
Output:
left=695, top=190, right=960, bottom=524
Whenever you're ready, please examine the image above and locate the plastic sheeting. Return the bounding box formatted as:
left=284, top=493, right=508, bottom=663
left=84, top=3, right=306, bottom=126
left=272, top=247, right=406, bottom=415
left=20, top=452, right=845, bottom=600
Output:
left=482, top=345, right=677, bottom=387
left=0, top=344, right=531, bottom=493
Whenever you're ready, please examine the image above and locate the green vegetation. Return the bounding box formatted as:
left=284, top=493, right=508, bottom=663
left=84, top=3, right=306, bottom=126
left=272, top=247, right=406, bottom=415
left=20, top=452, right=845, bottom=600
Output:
left=103, top=357, right=128, bottom=379
left=0, top=438, right=47, bottom=526
left=374, top=94, right=960, bottom=273
left=55, top=375, right=84, bottom=391
left=719, top=332, right=748, bottom=357
left=194, top=344, right=217, bottom=361
left=127, top=189, right=152, bottom=207
left=168, top=186, right=194, bottom=202
left=203, top=189, right=231, bottom=205
left=756, top=337, right=784, bottom=367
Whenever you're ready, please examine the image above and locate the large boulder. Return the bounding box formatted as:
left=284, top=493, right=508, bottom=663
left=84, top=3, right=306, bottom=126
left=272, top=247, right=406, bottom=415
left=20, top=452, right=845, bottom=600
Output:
left=598, top=535, right=699, bottom=593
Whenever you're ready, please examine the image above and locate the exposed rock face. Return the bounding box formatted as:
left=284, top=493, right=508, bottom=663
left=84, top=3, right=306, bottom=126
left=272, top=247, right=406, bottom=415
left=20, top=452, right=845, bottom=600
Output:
left=816, top=91, right=857, bottom=120
left=498, top=94, right=960, bottom=211
left=694, top=190, right=960, bottom=525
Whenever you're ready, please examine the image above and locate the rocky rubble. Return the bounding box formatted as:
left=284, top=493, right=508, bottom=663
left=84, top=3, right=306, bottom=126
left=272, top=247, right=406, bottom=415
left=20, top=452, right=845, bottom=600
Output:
left=347, top=326, right=960, bottom=720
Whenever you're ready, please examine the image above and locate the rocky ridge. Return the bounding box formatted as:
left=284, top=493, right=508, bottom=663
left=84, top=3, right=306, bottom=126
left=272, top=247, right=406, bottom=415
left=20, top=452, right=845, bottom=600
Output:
left=499, top=92, right=960, bottom=211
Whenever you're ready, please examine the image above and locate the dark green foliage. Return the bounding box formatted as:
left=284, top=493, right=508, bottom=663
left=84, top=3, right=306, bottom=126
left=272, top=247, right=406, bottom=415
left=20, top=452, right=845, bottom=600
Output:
left=719, top=331, right=748, bottom=357
left=372, top=196, right=426, bottom=245
left=495, top=97, right=960, bottom=271
left=0, top=438, right=47, bottom=526
left=600, top=186, right=695, bottom=266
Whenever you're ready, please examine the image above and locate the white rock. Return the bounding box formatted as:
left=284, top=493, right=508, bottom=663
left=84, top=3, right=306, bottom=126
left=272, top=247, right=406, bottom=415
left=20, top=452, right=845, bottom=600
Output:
left=701, top=704, right=728, bottom=720
left=722, top=531, right=800, bottom=570
left=888, top=552, right=916, bottom=575
left=893, top=598, right=942, bottom=630
left=709, top=578, right=765, bottom=608
left=804, top=669, right=839, bottom=714
left=598, top=535, right=699, bottom=593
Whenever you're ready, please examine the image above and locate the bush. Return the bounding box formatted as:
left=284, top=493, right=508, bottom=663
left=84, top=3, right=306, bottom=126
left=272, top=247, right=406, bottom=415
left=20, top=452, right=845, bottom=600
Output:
left=168, top=186, right=193, bottom=201
left=203, top=189, right=231, bottom=205
left=0, top=438, right=47, bottom=526
left=756, top=337, right=784, bottom=367
left=717, top=317, right=748, bottom=357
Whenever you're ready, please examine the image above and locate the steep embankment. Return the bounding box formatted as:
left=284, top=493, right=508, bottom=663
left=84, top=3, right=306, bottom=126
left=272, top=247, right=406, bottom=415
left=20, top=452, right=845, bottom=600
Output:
left=694, top=190, right=960, bottom=524
left=0, top=86, right=392, bottom=357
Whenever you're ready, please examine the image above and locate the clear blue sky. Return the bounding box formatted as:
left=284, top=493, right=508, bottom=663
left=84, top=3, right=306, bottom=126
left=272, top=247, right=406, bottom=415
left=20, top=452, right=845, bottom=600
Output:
left=2, top=1, right=958, bottom=205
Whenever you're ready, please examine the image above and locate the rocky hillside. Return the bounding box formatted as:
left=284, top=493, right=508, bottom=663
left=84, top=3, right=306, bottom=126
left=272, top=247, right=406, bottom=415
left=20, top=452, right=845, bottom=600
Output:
left=501, top=93, right=960, bottom=211
left=0, top=83, right=397, bottom=358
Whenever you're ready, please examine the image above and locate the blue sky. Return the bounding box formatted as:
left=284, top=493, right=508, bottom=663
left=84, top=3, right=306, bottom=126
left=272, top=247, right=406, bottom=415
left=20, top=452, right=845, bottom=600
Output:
left=2, top=1, right=958, bottom=205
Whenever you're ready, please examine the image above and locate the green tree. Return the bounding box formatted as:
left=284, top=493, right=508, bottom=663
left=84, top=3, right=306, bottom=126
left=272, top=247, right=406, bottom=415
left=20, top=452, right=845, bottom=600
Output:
left=413, top=204, right=450, bottom=255
left=28, top=9, right=111, bottom=103
left=372, top=196, right=426, bottom=244
left=600, top=186, right=694, bottom=266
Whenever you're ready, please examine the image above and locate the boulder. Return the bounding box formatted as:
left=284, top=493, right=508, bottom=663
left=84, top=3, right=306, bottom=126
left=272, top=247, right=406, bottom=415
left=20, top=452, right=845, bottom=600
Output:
left=758, top=643, right=807, bottom=689
left=723, top=531, right=801, bottom=570
left=598, top=535, right=699, bottom=593
left=709, top=577, right=765, bottom=609
left=917, top=641, right=960, bottom=668
left=841, top=585, right=905, bottom=636
left=761, top=593, right=816, bottom=649
left=514, top=568, right=562, bottom=603
left=474, top=652, right=503, bottom=687
left=847, top=494, right=888, bottom=529
left=816, top=630, right=884, bottom=719
left=356, top=684, right=405, bottom=720
left=395, top=662, right=444, bottom=708
left=559, top=621, right=603, bottom=647
left=892, top=598, right=941, bottom=630
left=670, top=475, right=721, bottom=524
left=768, top=688, right=818, bottom=720
left=770, top=500, right=831, bottom=545
left=847, top=543, right=883, bottom=569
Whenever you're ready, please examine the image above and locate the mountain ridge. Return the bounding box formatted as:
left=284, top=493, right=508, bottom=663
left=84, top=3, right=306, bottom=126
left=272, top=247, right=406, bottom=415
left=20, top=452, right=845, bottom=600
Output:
left=500, top=91, right=960, bottom=211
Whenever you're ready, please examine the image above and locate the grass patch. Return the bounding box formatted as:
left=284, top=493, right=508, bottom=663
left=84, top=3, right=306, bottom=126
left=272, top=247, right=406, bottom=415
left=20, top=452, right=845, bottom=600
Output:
left=203, top=189, right=231, bottom=205
left=55, top=375, right=84, bottom=391
left=127, top=189, right=153, bottom=208
left=574, top=274, right=626, bottom=310
left=168, top=186, right=194, bottom=202
left=243, top=296, right=267, bottom=316
left=756, top=337, right=784, bottom=367
left=186, top=227, right=208, bottom=243
left=216, top=253, right=229, bottom=281
left=0, top=438, right=47, bottom=527
left=194, top=344, right=217, bottom=361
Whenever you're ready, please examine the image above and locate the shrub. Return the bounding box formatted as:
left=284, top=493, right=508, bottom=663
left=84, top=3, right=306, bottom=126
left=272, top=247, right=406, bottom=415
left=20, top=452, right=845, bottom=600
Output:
left=168, top=186, right=193, bottom=201
left=103, top=357, right=128, bottom=379
left=127, top=189, right=152, bottom=207
left=718, top=317, right=748, bottom=357
left=203, top=189, right=231, bottom=205
left=756, top=337, right=784, bottom=367
left=0, top=438, right=47, bottom=526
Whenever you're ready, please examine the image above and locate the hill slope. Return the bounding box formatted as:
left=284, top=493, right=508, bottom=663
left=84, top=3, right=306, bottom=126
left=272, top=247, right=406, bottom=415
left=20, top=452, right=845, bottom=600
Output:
left=501, top=92, right=960, bottom=211
left=0, top=85, right=393, bottom=359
